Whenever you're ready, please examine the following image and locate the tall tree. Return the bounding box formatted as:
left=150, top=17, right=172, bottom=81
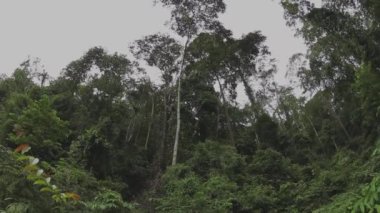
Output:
left=135, top=0, right=227, bottom=165
left=131, top=34, right=182, bottom=171
left=186, top=30, right=276, bottom=144
left=281, top=0, right=380, bottom=145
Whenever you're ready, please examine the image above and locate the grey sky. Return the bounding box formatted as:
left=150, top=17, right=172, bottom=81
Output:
left=0, top=0, right=307, bottom=86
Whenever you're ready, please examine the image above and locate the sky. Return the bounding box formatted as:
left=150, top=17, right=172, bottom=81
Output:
left=0, top=0, right=308, bottom=90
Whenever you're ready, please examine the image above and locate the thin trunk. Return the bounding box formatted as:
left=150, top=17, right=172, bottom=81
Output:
left=152, top=93, right=168, bottom=193
left=172, top=38, right=190, bottom=166
left=238, top=70, right=262, bottom=117
left=255, top=131, right=261, bottom=148
left=126, top=118, right=135, bottom=143
left=191, top=102, right=205, bottom=139
left=239, top=71, right=255, bottom=106
left=216, top=75, right=235, bottom=144
left=216, top=105, right=220, bottom=138
left=241, top=72, right=263, bottom=149
left=135, top=122, right=142, bottom=145
left=305, top=115, right=323, bottom=145
left=323, top=85, right=352, bottom=143
left=326, top=91, right=352, bottom=142
left=330, top=107, right=352, bottom=142
left=192, top=119, right=200, bottom=139
left=160, top=94, right=167, bottom=167
left=145, top=96, right=155, bottom=150
left=333, top=138, right=339, bottom=152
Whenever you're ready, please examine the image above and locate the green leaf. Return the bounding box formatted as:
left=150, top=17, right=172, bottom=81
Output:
left=360, top=203, right=365, bottom=212
left=40, top=187, right=53, bottom=193
left=23, top=164, right=37, bottom=172
left=33, top=179, right=48, bottom=186
left=16, top=155, right=30, bottom=161
left=375, top=205, right=380, bottom=212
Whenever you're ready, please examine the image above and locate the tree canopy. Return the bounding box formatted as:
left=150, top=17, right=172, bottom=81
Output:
left=1, top=0, right=380, bottom=212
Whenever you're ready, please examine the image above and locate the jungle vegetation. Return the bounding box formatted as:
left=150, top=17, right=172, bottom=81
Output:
left=1, top=0, right=380, bottom=212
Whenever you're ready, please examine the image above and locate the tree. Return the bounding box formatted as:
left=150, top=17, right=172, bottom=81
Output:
left=137, top=0, right=227, bottom=165
left=281, top=0, right=380, bottom=147
left=2, top=95, right=68, bottom=161
left=186, top=30, right=276, bottom=145
left=131, top=34, right=182, bottom=170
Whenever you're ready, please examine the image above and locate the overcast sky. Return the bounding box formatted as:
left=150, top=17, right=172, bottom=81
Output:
left=0, top=0, right=309, bottom=88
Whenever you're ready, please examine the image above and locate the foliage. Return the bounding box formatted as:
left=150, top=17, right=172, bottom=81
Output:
left=156, top=167, right=237, bottom=212
left=4, top=95, right=68, bottom=161
left=82, top=189, right=135, bottom=213
left=2, top=0, right=380, bottom=212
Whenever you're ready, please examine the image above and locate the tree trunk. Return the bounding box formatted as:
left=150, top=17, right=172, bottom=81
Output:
left=326, top=90, right=352, bottom=142
left=152, top=92, right=168, bottom=193
left=161, top=94, right=167, bottom=166
left=305, top=115, right=323, bottom=145
left=172, top=38, right=190, bottom=166
left=239, top=71, right=256, bottom=106
left=145, top=95, right=155, bottom=150
left=216, top=75, right=235, bottom=144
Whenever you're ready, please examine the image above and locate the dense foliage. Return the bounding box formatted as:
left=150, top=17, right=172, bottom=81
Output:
left=1, top=0, right=380, bottom=212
